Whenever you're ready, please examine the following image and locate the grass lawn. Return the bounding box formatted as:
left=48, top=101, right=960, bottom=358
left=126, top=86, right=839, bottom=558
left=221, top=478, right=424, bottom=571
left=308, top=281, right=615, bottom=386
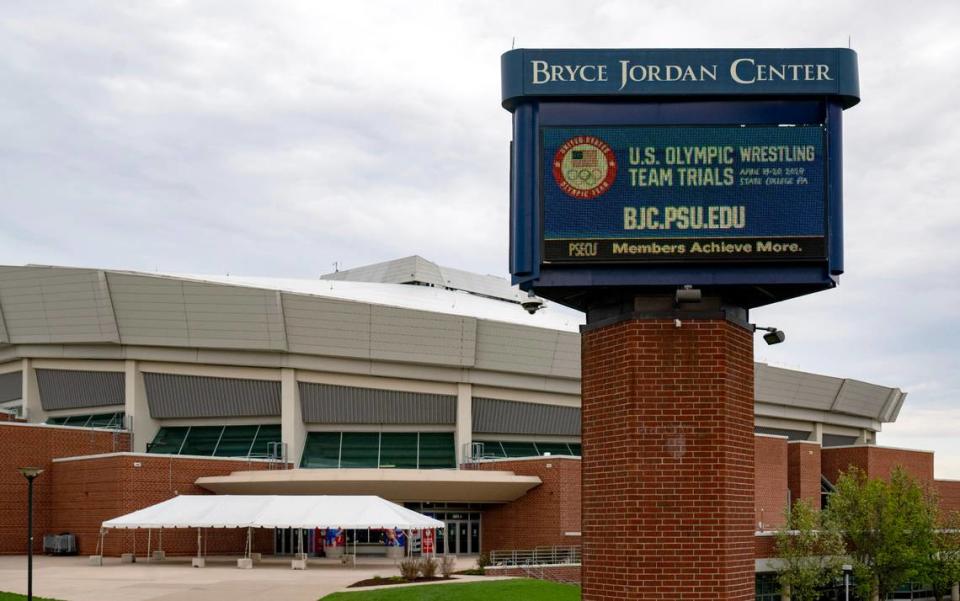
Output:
left=320, top=578, right=580, bottom=601
left=0, top=593, right=64, bottom=601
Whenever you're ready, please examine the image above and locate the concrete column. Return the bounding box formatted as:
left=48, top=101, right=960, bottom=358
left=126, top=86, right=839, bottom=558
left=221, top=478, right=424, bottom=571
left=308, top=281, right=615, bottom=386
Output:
left=809, top=422, right=824, bottom=443
left=581, top=300, right=755, bottom=601
left=125, top=360, right=158, bottom=452
left=21, top=358, right=45, bottom=423
left=455, top=383, right=473, bottom=465
left=281, top=368, right=305, bottom=467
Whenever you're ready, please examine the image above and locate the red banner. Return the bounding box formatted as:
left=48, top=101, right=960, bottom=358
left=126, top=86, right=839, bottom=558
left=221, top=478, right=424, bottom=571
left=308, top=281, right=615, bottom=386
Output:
left=422, top=528, right=435, bottom=554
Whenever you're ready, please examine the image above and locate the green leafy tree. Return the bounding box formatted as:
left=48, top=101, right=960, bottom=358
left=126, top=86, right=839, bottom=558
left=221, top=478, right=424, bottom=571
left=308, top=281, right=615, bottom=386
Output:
left=775, top=499, right=846, bottom=601
left=826, top=466, right=938, bottom=601
left=923, top=510, right=960, bottom=601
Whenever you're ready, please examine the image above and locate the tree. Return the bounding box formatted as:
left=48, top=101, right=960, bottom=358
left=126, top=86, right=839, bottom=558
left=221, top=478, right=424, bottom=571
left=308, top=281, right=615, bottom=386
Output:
left=775, top=499, right=846, bottom=601
left=826, top=466, right=938, bottom=601
left=923, top=510, right=960, bottom=601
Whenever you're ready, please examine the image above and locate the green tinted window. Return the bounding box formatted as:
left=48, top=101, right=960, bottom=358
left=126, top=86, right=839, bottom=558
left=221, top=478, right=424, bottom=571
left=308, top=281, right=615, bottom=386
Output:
left=568, top=443, right=582, bottom=456
left=178, top=426, right=222, bottom=456
left=300, top=432, right=341, bottom=468
left=340, top=432, right=380, bottom=468
left=214, top=425, right=259, bottom=457
left=148, top=427, right=190, bottom=454
left=63, top=414, right=92, bottom=427
left=379, top=433, right=419, bottom=468
left=46, top=412, right=125, bottom=429
left=475, top=440, right=506, bottom=458
left=87, top=412, right=123, bottom=429
left=500, top=441, right=538, bottom=457
left=250, top=425, right=282, bottom=458
left=536, top=442, right=573, bottom=456
left=418, top=433, right=455, bottom=469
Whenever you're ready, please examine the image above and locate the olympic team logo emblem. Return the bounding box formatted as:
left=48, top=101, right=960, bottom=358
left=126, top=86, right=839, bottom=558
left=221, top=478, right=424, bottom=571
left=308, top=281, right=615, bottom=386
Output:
left=552, top=136, right=617, bottom=199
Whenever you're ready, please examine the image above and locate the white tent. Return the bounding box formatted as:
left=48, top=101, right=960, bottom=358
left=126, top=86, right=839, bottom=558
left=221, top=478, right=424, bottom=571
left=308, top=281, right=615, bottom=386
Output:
left=101, top=495, right=445, bottom=530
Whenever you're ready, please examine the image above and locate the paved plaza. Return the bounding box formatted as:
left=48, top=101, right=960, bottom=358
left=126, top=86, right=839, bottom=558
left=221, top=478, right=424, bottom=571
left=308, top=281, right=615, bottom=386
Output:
left=0, top=555, right=485, bottom=601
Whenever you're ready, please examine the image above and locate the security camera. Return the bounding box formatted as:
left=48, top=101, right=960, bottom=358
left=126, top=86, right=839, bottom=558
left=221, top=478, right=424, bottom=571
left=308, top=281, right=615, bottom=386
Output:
left=754, top=325, right=786, bottom=345
left=521, top=291, right=544, bottom=315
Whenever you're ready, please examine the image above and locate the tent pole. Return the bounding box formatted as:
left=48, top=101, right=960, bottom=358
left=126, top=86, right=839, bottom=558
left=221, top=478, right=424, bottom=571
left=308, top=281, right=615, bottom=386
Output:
left=197, top=528, right=201, bottom=558
left=147, top=529, right=151, bottom=562
left=246, top=527, right=252, bottom=559
left=159, top=529, right=163, bottom=552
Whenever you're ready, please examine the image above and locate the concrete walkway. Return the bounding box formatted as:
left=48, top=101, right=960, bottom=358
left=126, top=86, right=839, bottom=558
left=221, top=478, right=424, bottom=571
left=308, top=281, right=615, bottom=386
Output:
left=0, top=555, right=482, bottom=601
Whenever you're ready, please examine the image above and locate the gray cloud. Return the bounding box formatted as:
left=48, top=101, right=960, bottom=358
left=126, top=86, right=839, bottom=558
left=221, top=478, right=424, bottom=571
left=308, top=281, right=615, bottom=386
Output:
left=1, top=1, right=958, bottom=470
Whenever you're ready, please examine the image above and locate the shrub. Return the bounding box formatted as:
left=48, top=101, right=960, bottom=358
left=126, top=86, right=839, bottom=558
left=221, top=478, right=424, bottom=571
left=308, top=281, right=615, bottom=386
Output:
left=440, top=555, right=456, bottom=578
left=399, top=557, right=420, bottom=580
left=419, top=556, right=439, bottom=578
left=476, top=552, right=491, bottom=569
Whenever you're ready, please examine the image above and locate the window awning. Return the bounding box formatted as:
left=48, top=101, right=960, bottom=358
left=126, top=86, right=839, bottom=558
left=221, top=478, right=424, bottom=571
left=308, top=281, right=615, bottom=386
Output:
left=101, top=495, right=445, bottom=530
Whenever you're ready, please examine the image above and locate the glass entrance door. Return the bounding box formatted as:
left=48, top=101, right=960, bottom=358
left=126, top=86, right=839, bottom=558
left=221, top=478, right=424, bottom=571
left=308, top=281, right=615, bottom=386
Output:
left=445, top=521, right=458, bottom=555
left=442, top=521, right=474, bottom=554
left=458, top=522, right=469, bottom=554
left=274, top=528, right=316, bottom=555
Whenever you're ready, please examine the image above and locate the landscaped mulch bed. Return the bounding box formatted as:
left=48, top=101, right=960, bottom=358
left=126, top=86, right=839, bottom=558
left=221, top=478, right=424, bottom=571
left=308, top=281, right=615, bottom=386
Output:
left=348, top=576, right=455, bottom=588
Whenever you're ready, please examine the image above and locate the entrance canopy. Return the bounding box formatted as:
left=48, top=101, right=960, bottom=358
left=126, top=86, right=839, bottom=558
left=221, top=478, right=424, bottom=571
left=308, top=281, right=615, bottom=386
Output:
left=101, top=495, right=445, bottom=530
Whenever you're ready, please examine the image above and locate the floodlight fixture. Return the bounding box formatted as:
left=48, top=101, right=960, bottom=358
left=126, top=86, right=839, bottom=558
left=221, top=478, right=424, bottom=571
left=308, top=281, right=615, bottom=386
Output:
left=754, top=325, right=786, bottom=345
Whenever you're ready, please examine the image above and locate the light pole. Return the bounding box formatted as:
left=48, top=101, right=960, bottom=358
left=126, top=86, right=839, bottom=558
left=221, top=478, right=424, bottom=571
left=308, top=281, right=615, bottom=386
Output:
left=18, top=467, right=44, bottom=601
left=842, top=564, right=853, bottom=601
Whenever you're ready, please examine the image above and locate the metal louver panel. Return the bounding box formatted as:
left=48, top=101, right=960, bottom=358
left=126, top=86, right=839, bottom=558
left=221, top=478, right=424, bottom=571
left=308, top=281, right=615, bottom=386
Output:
left=36, top=369, right=124, bottom=410
left=0, top=371, right=22, bottom=403
left=472, top=397, right=581, bottom=436
left=298, top=383, right=455, bottom=425
left=144, top=373, right=281, bottom=418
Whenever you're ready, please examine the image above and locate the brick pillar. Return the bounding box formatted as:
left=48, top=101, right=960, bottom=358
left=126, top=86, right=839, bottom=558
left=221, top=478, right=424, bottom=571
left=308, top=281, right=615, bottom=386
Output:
left=581, top=313, right=755, bottom=601
left=787, top=441, right=822, bottom=510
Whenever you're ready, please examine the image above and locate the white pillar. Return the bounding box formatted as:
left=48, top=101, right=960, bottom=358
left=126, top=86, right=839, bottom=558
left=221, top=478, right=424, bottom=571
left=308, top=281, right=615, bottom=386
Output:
left=281, top=368, right=304, bottom=467
left=125, top=360, right=158, bottom=452
left=22, top=358, right=45, bottom=423
left=455, top=383, right=472, bottom=465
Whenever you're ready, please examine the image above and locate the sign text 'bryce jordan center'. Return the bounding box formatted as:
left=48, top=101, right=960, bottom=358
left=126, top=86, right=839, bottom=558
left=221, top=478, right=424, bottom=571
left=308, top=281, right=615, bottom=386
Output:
left=542, top=125, right=826, bottom=263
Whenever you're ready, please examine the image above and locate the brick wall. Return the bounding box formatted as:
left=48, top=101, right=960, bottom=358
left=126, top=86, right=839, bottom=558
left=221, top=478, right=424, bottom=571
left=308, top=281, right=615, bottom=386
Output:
left=821, top=445, right=934, bottom=486
left=474, top=458, right=581, bottom=552
left=755, top=435, right=789, bottom=531
left=49, top=454, right=276, bottom=556
left=754, top=534, right=777, bottom=559
left=935, top=480, right=960, bottom=515
left=581, top=318, right=755, bottom=601
left=788, top=441, right=822, bottom=510
left=0, top=423, right=130, bottom=554
left=0, top=412, right=25, bottom=422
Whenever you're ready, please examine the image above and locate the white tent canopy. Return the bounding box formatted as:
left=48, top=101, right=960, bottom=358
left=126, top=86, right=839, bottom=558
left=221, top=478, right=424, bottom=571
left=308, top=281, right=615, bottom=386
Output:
left=101, top=495, right=445, bottom=530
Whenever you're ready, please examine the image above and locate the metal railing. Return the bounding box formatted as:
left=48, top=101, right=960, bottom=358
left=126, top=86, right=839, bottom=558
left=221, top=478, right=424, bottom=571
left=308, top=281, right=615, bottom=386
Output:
left=489, top=545, right=581, bottom=567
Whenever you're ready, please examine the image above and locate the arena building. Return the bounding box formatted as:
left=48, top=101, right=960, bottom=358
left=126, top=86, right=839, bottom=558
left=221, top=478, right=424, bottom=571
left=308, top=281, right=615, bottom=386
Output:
left=1, top=257, right=956, bottom=587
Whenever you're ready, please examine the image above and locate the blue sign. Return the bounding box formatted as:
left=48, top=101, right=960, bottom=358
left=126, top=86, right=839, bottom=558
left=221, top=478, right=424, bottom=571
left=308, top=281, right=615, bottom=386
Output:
left=502, top=48, right=860, bottom=108
left=502, top=48, right=859, bottom=309
left=542, top=125, right=826, bottom=263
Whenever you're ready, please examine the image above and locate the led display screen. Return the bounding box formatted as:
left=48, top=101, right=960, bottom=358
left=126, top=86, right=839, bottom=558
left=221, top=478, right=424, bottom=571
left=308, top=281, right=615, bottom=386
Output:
left=541, top=125, right=826, bottom=263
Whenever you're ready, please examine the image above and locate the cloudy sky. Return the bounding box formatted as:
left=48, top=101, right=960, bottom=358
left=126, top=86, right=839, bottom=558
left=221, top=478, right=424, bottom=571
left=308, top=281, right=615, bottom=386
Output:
left=2, top=2, right=958, bottom=474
